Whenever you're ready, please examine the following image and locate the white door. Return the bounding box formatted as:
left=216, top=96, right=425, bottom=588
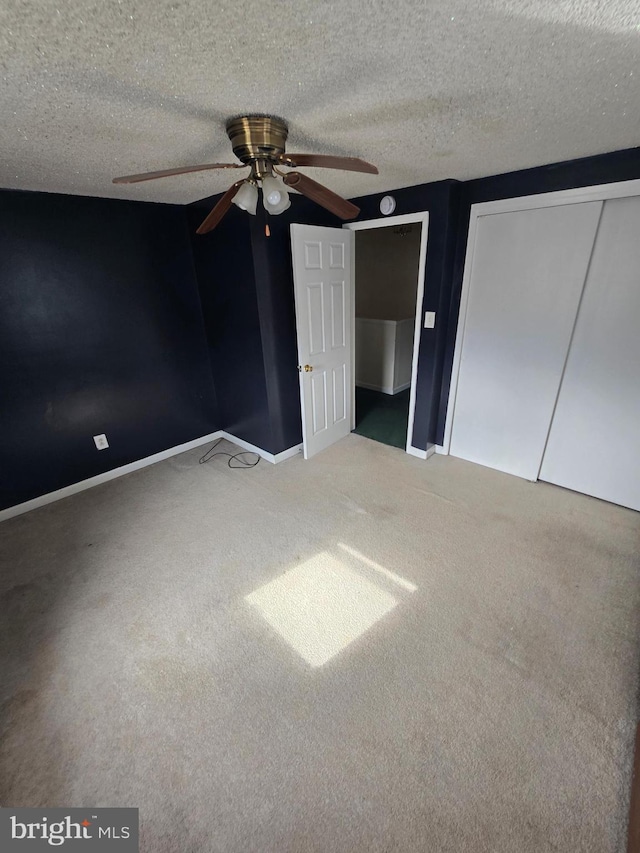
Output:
left=291, top=224, right=353, bottom=459
left=449, top=201, right=602, bottom=480
left=539, top=196, right=640, bottom=511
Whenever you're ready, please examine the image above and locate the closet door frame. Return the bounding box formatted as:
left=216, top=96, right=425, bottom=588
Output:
left=442, top=177, right=640, bottom=458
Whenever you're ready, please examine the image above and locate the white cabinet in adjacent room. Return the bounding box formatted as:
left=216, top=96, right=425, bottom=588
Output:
left=355, top=317, right=414, bottom=395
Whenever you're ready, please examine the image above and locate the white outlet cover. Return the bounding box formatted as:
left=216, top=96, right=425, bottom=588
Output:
left=93, top=434, right=109, bottom=450
left=424, top=311, right=436, bottom=329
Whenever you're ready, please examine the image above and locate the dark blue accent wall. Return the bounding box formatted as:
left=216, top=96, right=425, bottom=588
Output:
left=188, top=184, right=460, bottom=454
left=0, top=190, right=218, bottom=511
left=248, top=207, right=302, bottom=453
left=188, top=179, right=462, bottom=454
left=188, top=192, right=336, bottom=455
left=437, top=146, right=640, bottom=443
left=187, top=202, right=274, bottom=450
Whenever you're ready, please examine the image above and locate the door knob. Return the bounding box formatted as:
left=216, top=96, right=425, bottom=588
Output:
left=298, top=364, right=313, bottom=372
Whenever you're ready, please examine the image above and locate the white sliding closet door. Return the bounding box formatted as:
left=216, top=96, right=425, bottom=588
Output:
left=450, top=201, right=602, bottom=480
left=539, top=196, right=640, bottom=511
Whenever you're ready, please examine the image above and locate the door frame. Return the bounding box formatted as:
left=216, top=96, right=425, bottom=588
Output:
left=442, top=177, right=640, bottom=456
left=343, top=212, right=429, bottom=458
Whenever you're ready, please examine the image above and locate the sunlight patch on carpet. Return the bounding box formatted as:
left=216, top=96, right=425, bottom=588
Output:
left=245, top=552, right=398, bottom=667
left=337, top=542, right=418, bottom=592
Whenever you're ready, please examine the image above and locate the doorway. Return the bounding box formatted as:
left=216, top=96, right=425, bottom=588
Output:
left=344, top=213, right=428, bottom=455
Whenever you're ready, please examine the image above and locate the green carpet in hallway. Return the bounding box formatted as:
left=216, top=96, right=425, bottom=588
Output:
left=353, top=386, right=409, bottom=449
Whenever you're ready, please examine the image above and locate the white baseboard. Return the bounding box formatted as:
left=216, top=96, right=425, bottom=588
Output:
left=273, top=443, right=304, bottom=463
left=356, top=381, right=411, bottom=396
left=406, top=443, right=436, bottom=461
left=0, top=431, right=303, bottom=524
left=219, top=432, right=302, bottom=465
left=406, top=445, right=428, bottom=460
left=435, top=444, right=447, bottom=455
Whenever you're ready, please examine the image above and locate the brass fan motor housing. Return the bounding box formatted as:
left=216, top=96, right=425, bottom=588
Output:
left=226, top=115, right=288, bottom=164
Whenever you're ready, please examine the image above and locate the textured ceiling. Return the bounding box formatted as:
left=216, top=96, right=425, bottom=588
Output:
left=1, top=0, right=639, bottom=205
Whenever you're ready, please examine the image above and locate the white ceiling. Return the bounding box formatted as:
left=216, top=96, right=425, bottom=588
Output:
left=1, top=0, right=639, bottom=205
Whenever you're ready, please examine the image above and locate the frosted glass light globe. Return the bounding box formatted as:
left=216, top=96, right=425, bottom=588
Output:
left=262, top=175, right=291, bottom=215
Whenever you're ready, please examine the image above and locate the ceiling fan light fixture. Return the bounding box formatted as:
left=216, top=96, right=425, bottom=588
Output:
left=232, top=181, right=258, bottom=215
left=114, top=115, right=377, bottom=234
left=261, top=175, right=290, bottom=215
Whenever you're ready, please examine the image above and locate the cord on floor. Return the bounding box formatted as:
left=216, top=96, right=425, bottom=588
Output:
left=199, top=438, right=260, bottom=469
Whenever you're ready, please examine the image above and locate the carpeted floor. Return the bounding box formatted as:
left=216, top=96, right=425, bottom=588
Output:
left=353, top=386, right=410, bottom=449
left=1, top=435, right=639, bottom=852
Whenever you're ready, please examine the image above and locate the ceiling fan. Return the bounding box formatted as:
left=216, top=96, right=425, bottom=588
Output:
left=113, top=115, right=378, bottom=235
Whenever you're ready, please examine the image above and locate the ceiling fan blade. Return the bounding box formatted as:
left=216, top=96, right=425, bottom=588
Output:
left=196, top=180, right=245, bottom=235
left=112, top=163, right=245, bottom=184
left=283, top=172, right=360, bottom=219
left=279, top=154, right=378, bottom=174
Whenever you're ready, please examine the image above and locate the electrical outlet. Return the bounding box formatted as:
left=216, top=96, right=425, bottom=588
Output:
left=93, top=434, right=109, bottom=450
left=424, top=311, right=436, bottom=329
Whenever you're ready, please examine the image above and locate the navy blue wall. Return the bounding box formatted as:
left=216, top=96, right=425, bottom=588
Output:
left=248, top=207, right=302, bottom=454
left=188, top=192, right=335, bottom=455
left=0, top=190, right=218, bottom=511
left=190, top=179, right=461, bottom=453
left=187, top=202, right=274, bottom=450
left=437, top=146, right=640, bottom=443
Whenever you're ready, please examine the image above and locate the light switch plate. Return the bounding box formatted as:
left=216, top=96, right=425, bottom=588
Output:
left=93, top=434, right=109, bottom=450
left=424, top=311, right=436, bottom=329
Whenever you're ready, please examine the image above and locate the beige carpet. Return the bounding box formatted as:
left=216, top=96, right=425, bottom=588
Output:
left=1, top=434, right=639, bottom=852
